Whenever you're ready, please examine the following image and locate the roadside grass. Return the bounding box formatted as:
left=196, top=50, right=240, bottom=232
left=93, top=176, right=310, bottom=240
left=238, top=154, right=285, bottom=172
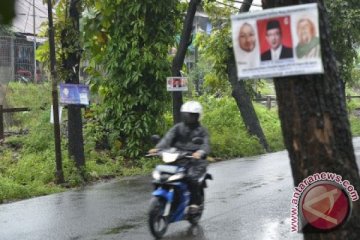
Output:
left=1, top=82, right=360, bottom=203
left=0, top=82, right=161, bottom=202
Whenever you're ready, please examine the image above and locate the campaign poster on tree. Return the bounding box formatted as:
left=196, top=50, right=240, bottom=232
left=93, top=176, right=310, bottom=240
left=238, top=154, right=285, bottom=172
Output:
left=166, top=77, right=188, bottom=92
left=231, top=3, right=324, bottom=80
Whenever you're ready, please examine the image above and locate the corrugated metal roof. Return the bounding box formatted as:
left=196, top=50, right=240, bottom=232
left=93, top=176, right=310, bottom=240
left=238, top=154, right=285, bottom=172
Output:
left=12, top=0, right=48, bottom=35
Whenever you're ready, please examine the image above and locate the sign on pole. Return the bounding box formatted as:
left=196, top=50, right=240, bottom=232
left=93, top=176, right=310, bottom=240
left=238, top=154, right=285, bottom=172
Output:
left=231, top=3, right=323, bottom=80
left=59, top=84, right=90, bottom=105
left=50, top=105, right=63, bottom=124
left=166, top=77, right=188, bottom=92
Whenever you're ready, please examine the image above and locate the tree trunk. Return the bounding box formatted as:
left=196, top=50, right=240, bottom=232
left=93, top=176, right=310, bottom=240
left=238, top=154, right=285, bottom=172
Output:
left=61, top=0, right=85, bottom=168
left=262, top=0, right=360, bottom=238
left=227, top=0, right=270, bottom=152
left=171, top=0, right=201, bottom=124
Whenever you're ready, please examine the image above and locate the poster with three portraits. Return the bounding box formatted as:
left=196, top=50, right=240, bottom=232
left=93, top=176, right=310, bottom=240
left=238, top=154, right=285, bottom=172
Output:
left=231, top=3, right=324, bottom=80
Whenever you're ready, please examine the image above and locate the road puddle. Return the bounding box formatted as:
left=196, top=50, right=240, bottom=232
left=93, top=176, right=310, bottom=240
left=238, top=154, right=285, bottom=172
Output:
left=104, top=223, right=139, bottom=235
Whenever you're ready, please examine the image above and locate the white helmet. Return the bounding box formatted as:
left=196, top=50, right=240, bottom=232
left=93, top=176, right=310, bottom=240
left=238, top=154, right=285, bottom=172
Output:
left=180, top=101, right=203, bottom=117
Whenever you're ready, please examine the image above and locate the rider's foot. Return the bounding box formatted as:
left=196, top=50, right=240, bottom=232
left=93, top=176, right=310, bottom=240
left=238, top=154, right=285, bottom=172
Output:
left=189, top=204, right=200, bottom=214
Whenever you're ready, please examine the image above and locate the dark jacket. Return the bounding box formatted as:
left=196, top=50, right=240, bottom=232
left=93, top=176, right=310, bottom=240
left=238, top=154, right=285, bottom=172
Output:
left=261, top=45, right=293, bottom=61
left=156, top=122, right=210, bottom=156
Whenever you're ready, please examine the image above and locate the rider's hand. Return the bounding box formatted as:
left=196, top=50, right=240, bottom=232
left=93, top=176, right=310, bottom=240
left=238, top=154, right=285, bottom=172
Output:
left=192, top=150, right=203, bottom=159
left=148, top=148, right=158, bottom=154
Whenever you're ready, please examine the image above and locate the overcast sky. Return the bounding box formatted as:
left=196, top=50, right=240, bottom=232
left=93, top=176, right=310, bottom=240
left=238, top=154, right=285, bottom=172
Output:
left=12, top=0, right=264, bottom=35
left=246, top=0, right=263, bottom=11
left=12, top=0, right=48, bottom=35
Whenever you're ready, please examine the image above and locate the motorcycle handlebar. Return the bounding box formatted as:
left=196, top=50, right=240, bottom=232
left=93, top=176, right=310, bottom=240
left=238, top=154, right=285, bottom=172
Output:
left=145, top=150, right=194, bottom=158
left=145, top=153, right=158, bottom=157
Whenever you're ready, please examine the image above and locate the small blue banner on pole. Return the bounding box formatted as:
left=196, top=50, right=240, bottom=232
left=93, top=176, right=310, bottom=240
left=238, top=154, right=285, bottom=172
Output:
left=59, top=84, right=89, bottom=105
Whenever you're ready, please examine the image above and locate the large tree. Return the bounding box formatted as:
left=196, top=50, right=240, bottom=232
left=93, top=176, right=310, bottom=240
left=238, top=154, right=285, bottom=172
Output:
left=83, top=1, right=180, bottom=158
left=262, top=0, right=360, bottom=238
left=59, top=0, right=85, bottom=169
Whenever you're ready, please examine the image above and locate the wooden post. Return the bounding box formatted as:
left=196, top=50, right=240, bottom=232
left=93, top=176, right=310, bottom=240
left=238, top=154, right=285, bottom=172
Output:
left=0, top=105, right=3, bottom=140
left=0, top=107, right=30, bottom=141
left=266, top=96, right=271, bottom=110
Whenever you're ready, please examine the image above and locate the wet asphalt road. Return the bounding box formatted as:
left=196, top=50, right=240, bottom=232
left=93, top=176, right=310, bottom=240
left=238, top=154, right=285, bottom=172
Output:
left=1, top=138, right=360, bottom=240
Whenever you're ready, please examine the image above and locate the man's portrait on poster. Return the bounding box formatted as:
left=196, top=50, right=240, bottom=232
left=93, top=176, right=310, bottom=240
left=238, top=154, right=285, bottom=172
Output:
left=260, top=18, right=294, bottom=61
left=173, top=78, right=182, bottom=88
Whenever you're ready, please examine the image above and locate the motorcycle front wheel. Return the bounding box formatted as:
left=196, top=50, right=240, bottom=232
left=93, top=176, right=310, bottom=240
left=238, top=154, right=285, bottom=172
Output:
left=148, top=197, right=168, bottom=239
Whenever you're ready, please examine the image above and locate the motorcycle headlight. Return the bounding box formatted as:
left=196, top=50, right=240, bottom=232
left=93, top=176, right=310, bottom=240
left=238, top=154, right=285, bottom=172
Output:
left=152, top=170, right=161, bottom=180
left=162, top=152, right=179, bottom=163
left=168, top=173, right=185, bottom=182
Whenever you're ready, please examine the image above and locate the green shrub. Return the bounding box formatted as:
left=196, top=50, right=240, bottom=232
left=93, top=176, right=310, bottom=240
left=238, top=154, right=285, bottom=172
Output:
left=6, top=82, right=51, bottom=129
left=257, top=79, right=275, bottom=96
left=350, top=115, right=360, bottom=136
left=7, top=82, right=51, bottom=109
left=6, top=152, right=55, bottom=185
left=23, top=112, right=54, bottom=153
left=347, top=99, right=360, bottom=114
left=199, top=96, right=283, bottom=158
left=344, top=92, right=360, bottom=137
left=0, top=177, right=33, bottom=202
left=0, top=176, right=62, bottom=203
left=253, top=103, right=284, bottom=151
left=84, top=151, right=122, bottom=178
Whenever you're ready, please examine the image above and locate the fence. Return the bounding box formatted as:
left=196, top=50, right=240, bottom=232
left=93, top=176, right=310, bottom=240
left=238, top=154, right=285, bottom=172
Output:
left=254, top=95, right=276, bottom=110
left=0, top=35, right=38, bottom=85
left=0, top=105, right=30, bottom=140
left=254, top=95, right=360, bottom=110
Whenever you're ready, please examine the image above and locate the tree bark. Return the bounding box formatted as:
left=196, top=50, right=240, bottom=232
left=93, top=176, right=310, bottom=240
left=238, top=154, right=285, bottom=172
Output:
left=171, top=0, right=201, bottom=124
left=61, top=0, right=85, bottom=168
left=262, top=0, right=360, bottom=238
left=227, top=0, right=270, bottom=152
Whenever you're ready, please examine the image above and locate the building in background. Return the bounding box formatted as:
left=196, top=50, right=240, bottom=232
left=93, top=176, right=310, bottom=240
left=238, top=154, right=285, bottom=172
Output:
left=184, top=11, right=212, bottom=70
left=0, top=0, right=48, bottom=84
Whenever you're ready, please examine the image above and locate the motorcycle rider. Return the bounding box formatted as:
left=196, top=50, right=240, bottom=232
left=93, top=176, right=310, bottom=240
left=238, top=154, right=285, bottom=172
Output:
left=149, top=101, right=210, bottom=213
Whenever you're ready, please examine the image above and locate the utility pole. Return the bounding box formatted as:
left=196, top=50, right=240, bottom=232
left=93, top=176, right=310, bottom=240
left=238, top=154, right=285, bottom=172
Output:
left=33, top=0, right=37, bottom=82
left=47, top=0, right=64, bottom=184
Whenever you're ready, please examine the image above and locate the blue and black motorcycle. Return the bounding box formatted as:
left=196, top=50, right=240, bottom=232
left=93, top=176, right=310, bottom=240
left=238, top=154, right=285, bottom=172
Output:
left=147, top=146, right=212, bottom=239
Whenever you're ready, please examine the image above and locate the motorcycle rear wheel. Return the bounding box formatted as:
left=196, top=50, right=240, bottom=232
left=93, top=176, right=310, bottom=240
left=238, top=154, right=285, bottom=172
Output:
left=148, top=197, right=168, bottom=238
left=188, top=188, right=204, bottom=225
